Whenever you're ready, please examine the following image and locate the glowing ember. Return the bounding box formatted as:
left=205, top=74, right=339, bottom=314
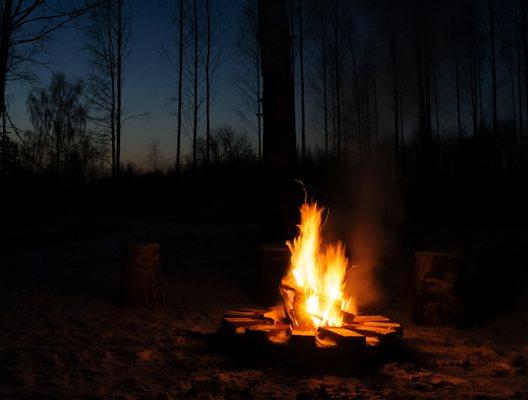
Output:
left=281, top=202, right=355, bottom=329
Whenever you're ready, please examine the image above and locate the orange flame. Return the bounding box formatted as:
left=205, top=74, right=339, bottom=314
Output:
left=283, top=202, right=352, bottom=328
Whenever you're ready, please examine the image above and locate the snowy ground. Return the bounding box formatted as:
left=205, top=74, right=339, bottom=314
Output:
left=1, top=220, right=527, bottom=399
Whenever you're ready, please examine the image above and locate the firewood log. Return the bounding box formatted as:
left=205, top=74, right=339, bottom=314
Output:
left=289, top=328, right=316, bottom=348
left=362, top=321, right=403, bottom=338
left=346, top=325, right=399, bottom=346
left=353, top=315, right=390, bottom=323
left=120, top=243, right=163, bottom=308
left=317, top=326, right=366, bottom=349
left=222, top=317, right=270, bottom=335
left=413, top=251, right=463, bottom=326
left=246, top=324, right=289, bottom=342
left=252, top=243, right=290, bottom=306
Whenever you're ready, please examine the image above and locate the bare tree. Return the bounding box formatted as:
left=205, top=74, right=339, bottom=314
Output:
left=0, top=0, right=104, bottom=174
left=488, top=0, right=499, bottom=146
left=233, top=0, right=262, bottom=163
left=191, top=0, right=199, bottom=170
left=298, top=0, right=306, bottom=163
left=84, top=0, right=130, bottom=177
left=116, top=0, right=123, bottom=174
left=332, top=0, right=342, bottom=160
left=203, top=0, right=224, bottom=165
left=177, top=0, right=184, bottom=173
left=162, top=0, right=185, bottom=173
left=26, top=73, right=87, bottom=175
left=319, top=0, right=329, bottom=161
left=147, top=138, right=161, bottom=172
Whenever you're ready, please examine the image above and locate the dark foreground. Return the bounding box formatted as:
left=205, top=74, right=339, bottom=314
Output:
left=1, top=220, right=527, bottom=399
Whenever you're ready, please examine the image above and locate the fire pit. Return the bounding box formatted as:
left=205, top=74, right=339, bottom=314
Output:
left=222, top=202, right=403, bottom=356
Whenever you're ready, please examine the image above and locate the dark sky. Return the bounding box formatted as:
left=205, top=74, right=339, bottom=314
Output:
left=9, top=0, right=244, bottom=167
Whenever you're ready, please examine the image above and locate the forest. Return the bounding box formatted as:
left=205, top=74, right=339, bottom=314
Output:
left=0, top=0, right=527, bottom=228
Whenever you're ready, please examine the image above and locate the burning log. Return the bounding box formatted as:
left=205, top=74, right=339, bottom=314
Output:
left=342, top=311, right=356, bottom=324
left=120, top=243, right=163, bottom=309
left=263, top=305, right=286, bottom=323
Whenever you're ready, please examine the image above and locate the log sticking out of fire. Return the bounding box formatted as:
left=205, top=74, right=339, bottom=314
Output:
left=280, top=279, right=353, bottom=328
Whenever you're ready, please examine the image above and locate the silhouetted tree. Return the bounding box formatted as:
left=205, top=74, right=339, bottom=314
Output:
left=0, top=0, right=103, bottom=174
left=147, top=138, right=161, bottom=172
left=197, top=124, right=255, bottom=166
left=26, top=74, right=88, bottom=175
left=233, top=0, right=262, bottom=163
left=85, top=0, right=131, bottom=176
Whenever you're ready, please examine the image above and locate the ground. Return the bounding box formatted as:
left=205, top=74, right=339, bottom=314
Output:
left=1, top=220, right=527, bottom=399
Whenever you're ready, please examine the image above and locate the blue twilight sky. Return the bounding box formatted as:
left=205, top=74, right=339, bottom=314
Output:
left=7, top=0, right=248, bottom=167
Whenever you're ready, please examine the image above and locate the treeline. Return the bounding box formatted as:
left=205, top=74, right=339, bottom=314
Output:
left=235, top=0, right=528, bottom=184
left=0, top=0, right=259, bottom=180
left=4, top=0, right=528, bottom=193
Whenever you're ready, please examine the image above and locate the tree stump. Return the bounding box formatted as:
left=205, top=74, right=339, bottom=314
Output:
left=121, top=243, right=163, bottom=308
left=412, top=251, right=463, bottom=326
left=252, top=243, right=290, bottom=306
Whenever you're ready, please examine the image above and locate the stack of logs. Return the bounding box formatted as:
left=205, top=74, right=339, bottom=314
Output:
left=221, top=307, right=402, bottom=353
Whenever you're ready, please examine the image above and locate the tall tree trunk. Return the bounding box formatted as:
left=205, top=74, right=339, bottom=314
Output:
left=455, top=47, right=462, bottom=144
left=192, top=0, right=198, bottom=170
left=258, top=0, right=296, bottom=170
left=521, top=0, right=528, bottom=162
left=258, top=0, right=296, bottom=240
left=331, top=54, right=337, bottom=159
left=488, top=0, right=499, bottom=148
left=478, top=51, right=484, bottom=131
left=351, top=43, right=362, bottom=159
left=116, top=0, right=123, bottom=176
left=391, top=1, right=400, bottom=163
left=468, top=49, right=478, bottom=137
left=333, top=0, right=341, bottom=161
left=290, top=0, right=296, bottom=145
left=0, top=0, right=13, bottom=176
left=256, top=50, right=262, bottom=164
left=516, top=11, right=524, bottom=156
left=109, top=15, right=116, bottom=177
left=320, top=3, right=329, bottom=163
left=399, top=74, right=405, bottom=164
left=1, top=104, right=6, bottom=175
left=366, top=87, right=371, bottom=154
left=434, top=69, right=440, bottom=144
left=111, top=71, right=116, bottom=177
left=205, top=0, right=211, bottom=165
left=510, top=50, right=518, bottom=143
left=373, top=72, right=380, bottom=157
left=176, top=0, right=184, bottom=173
left=298, top=0, right=305, bottom=164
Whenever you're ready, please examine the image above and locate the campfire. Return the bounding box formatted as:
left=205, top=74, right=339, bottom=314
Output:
left=280, top=202, right=354, bottom=329
left=222, top=202, right=402, bottom=353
